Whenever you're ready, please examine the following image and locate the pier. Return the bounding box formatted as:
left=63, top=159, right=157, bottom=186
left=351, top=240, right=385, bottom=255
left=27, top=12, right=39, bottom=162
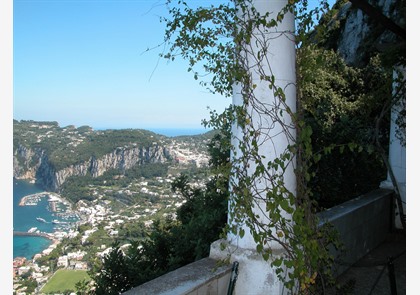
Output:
left=13, top=231, right=54, bottom=241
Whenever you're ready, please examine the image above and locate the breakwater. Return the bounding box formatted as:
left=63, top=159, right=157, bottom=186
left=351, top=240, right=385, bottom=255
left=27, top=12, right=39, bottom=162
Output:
left=13, top=231, right=54, bottom=241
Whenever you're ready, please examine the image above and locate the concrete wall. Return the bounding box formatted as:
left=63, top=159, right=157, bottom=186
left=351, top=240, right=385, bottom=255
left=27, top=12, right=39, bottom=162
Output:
left=122, top=258, right=232, bottom=295
left=317, top=188, right=394, bottom=276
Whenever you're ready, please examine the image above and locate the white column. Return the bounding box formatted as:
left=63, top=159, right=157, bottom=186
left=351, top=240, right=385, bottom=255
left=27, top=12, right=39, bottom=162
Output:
left=380, top=66, right=406, bottom=229
left=211, top=1, right=296, bottom=294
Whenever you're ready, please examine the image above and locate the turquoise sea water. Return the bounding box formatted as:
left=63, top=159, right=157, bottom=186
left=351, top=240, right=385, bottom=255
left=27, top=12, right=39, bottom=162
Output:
left=14, top=236, right=52, bottom=259
left=13, top=180, right=54, bottom=260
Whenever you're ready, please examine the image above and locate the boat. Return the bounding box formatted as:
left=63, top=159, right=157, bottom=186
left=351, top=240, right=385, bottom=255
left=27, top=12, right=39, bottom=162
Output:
left=36, top=217, right=47, bottom=223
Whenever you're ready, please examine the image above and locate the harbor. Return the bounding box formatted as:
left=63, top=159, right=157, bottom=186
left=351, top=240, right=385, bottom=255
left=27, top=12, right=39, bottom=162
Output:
left=14, top=181, right=81, bottom=260
left=19, top=191, right=80, bottom=228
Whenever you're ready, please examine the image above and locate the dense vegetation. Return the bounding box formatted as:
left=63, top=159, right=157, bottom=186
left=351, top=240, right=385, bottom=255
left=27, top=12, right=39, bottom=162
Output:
left=13, top=120, right=167, bottom=170
left=298, top=46, right=391, bottom=209
left=60, top=163, right=170, bottom=203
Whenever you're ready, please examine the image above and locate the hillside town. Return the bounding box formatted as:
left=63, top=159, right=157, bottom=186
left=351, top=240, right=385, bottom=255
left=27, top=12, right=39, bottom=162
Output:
left=13, top=122, right=214, bottom=294
left=14, top=171, right=212, bottom=294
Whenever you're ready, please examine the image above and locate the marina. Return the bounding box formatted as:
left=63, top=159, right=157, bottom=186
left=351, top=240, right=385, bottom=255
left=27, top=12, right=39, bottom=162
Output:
left=14, top=180, right=81, bottom=260
left=19, top=192, right=48, bottom=206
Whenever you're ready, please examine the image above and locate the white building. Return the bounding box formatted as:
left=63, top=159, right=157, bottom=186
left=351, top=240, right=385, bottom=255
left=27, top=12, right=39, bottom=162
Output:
left=67, top=250, right=86, bottom=261
left=57, top=255, right=68, bottom=268
left=18, top=266, right=31, bottom=276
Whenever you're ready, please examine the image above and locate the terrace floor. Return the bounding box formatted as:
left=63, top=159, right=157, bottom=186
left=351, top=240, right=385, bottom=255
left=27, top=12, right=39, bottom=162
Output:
left=328, top=230, right=406, bottom=295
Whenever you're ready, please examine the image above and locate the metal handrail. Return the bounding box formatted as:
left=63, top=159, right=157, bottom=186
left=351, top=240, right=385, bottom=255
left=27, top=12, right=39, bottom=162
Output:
left=227, top=261, right=239, bottom=295
left=367, top=250, right=405, bottom=295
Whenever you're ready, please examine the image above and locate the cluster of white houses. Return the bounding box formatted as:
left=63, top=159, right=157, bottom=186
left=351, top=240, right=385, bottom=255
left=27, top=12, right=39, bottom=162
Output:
left=168, top=141, right=210, bottom=168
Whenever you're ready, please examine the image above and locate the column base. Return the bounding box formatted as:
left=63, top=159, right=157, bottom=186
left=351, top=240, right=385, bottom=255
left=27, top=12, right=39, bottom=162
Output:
left=209, top=239, right=291, bottom=295
left=380, top=180, right=406, bottom=229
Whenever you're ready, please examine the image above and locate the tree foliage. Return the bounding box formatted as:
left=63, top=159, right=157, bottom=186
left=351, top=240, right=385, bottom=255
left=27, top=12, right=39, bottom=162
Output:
left=91, top=242, right=133, bottom=295
left=298, top=45, right=391, bottom=208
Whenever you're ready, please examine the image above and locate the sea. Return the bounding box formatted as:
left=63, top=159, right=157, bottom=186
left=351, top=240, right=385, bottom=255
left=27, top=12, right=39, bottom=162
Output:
left=13, top=180, right=52, bottom=259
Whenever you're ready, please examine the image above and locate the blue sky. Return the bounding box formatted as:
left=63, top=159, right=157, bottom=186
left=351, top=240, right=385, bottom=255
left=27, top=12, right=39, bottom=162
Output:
left=13, top=0, right=232, bottom=130
left=12, top=0, right=339, bottom=131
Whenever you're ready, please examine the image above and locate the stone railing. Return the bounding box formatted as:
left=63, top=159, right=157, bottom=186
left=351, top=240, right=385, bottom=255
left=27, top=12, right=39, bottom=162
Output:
left=123, top=188, right=394, bottom=294
left=122, top=257, right=233, bottom=295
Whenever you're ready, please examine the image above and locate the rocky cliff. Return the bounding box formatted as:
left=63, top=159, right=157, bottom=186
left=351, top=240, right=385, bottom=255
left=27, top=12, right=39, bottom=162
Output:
left=320, top=0, right=405, bottom=66
left=13, top=144, right=170, bottom=191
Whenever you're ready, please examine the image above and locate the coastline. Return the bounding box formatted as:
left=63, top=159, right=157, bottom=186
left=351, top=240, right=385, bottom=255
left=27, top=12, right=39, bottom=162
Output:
left=14, top=182, right=79, bottom=260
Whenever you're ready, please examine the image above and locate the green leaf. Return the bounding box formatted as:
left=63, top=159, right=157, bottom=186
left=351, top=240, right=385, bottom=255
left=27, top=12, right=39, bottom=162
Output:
left=239, top=228, right=245, bottom=238
left=262, top=252, right=270, bottom=261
